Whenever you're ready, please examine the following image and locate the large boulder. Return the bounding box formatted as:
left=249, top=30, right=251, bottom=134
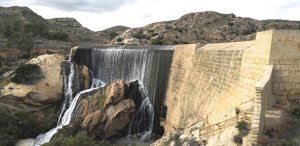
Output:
left=1, top=54, right=64, bottom=103
left=76, top=80, right=136, bottom=139
left=49, top=80, right=140, bottom=144
left=0, top=54, right=65, bottom=145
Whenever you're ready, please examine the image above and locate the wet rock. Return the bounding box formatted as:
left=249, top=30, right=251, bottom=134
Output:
left=103, top=80, right=127, bottom=108
left=55, top=80, right=140, bottom=142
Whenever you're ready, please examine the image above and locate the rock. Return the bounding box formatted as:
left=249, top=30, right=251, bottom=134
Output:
left=182, top=138, right=200, bottom=146
left=61, top=61, right=91, bottom=97
left=55, top=80, right=140, bottom=142
left=0, top=54, right=64, bottom=145
left=81, top=65, right=90, bottom=89
left=2, top=54, right=64, bottom=103
left=103, top=80, right=127, bottom=108
left=102, top=99, right=135, bottom=138
left=170, top=141, right=176, bottom=146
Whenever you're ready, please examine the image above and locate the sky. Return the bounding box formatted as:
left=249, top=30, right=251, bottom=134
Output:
left=1, top=0, right=300, bottom=31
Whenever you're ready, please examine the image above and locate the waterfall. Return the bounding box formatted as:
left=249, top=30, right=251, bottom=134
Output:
left=90, top=48, right=153, bottom=83
left=88, top=48, right=156, bottom=140
left=34, top=62, right=105, bottom=146
left=57, top=62, right=74, bottom=124
left=34, top=46, right=173, bottom=145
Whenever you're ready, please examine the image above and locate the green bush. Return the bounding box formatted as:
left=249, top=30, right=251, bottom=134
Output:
left=24, top=22, right=49, bottom=38
left=233, top=120, right=250, bottom=144
left=151, top=39, right=168, bottom=45
left=116, top=37, right=123, bottom=42
left=43, top=132, right=112, bottom=146
left=12, top=64, right=44, bottom=84
left=17, top=33, right=34, bottom=55
left=291, top=107, right=300, bottom=119
left=236, top=121, right=249, bottom=132
left=109, top=32, right=118, bottom=39
left=47, top=31, right=69, bottom=42
left=233, top=134, right=243, bottom=144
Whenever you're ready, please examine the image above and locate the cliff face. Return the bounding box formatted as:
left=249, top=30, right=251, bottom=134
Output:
left=113, top=11, right=300, bottom=45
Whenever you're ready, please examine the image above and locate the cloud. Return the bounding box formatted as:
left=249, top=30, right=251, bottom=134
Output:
left=2, top=0, right=299, bottom=31
left=3, top=0, right=138, bottom=13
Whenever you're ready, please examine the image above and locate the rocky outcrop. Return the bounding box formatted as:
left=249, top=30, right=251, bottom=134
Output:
left=112, top=11, right=300, bottom=45
left=49, top=80, right=141, bottom=144
left=0, top=54, right=65, bottom=145
left=1, top=54, right=64, bottom=104
left=75, top=80, right=136, bottom=139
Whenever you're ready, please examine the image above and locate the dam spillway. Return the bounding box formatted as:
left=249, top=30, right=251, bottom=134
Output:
left=74, top=45, right=175, bottom=137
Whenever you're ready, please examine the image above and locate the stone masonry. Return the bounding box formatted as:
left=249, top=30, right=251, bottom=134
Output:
left=163, top=30, right=300, bottom=145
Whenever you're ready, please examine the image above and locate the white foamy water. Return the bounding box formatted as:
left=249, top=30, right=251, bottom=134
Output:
left=34, top=62, right=105, bottom=146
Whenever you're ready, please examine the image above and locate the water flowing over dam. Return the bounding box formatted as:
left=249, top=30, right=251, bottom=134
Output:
left=75, top=45, right=174, bottom=139
left=34, top=45, right=174, bottom=145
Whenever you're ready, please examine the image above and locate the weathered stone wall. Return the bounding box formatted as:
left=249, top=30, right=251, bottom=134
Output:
left=163, top=30, right=300, bottom=141
left=270, top=30, right=300, bottom=97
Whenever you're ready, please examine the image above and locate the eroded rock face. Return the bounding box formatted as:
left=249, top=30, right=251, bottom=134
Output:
left=0, top=54, right=65, bottom=145
left=51, top=80, right=140, bottom=143
left=1, top=54, right=64, bottom=103
left=76, top=80, right=136, bottom=139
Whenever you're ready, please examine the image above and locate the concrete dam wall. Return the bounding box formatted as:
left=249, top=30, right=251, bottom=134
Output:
left=72, top=30, right=300, bottom=144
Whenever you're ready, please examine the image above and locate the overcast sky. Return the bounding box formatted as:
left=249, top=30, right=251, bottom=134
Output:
left=2, top=0, right=300, bottom=31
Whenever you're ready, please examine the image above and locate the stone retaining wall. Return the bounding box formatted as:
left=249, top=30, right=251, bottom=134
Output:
left=163, top=30, right=300, bottom=145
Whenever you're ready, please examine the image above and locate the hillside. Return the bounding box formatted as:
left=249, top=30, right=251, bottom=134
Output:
left=112, top=11, right=300, bottom=45
left=0, top=6, right=130, bottom=46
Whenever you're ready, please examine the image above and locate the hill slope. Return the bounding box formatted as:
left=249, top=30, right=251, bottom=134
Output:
left=0, top=6, right=130, bottom=45
left=112, top=11, right=300, bottom=45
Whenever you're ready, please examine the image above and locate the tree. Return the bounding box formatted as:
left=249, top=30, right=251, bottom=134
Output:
left=17, top=33, right=34, bottom=57
left=24, top=22, right=49, bottom=38
left=47, top=31, right=69, bottom=42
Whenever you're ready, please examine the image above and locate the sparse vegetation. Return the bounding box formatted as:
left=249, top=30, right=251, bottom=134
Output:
left=164, top=132, right=183, bottom=146
left=291, top=107, right=300, bottom=119
left=116, top=37, right=123, bottom=42
left=133, top=30, right=150, bottom=40
left=98, top=95, right=106, bottom=110
left=43, top=131, right=112, bottom=146
left=108, top=32, right=118, bottom=39
left=11, top=64, right=44, bottom=84
left=47, top=31, right=69, bottom=42
left=233, top=120, right=250, bottom=144
left=24, top=22, right=49, bottom=38
left=235, top=107, right=241, bottom=116
left=17, top=33, right=34, bottom=57
left=151, top=39, right=168, bottom=45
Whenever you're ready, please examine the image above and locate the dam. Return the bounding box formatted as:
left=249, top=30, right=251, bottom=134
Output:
left=69, top=30, right=300, bottom=145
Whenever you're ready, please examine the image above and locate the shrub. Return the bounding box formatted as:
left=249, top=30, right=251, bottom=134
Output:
left=43, top=132, right=112, bottom=146
left=151, top=39, right=168, bottom=45
left=236, top=121, right=249, bottom=132
left=133, top=30, right=150, bottom=39
left=47, top=31, right=69, bottom=42
left=17, top=33, right=34, bottom=55
left=12, top=64, right=44, bottom=84
left=116, top=37, right=123, bottom=42
left=233, top=120, right=250, bottom=144
left=24, top=22, right=49, bottom=38
left=233, top=135, right=243, bottom=144
left=108, top=32, right=118, bottom=39
left=235, top=107, right=241, bottom=116
left=291, top=107, right=300, bottom=119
